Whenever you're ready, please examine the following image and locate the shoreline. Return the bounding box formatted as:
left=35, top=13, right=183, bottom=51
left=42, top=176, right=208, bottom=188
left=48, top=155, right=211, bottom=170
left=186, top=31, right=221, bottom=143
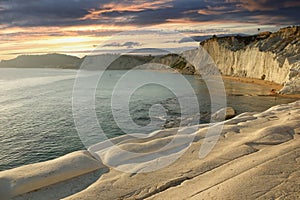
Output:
left=1, top=25, right=299, bottom=199
left=222, top=75, right=300, bottom=99
left=1, top=100, right=299, bottom=199
left=1, top=67, right=299, bottom=99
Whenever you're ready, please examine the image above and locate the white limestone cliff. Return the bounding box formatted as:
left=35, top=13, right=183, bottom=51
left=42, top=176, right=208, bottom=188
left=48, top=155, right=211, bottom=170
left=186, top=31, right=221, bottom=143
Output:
left=200, top=26, right=300, bottom=94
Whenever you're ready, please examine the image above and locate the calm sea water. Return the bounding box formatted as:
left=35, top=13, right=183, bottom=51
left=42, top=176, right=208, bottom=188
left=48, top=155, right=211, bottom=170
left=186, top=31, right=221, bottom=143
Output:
left=0, top=68, right=296, bottom=171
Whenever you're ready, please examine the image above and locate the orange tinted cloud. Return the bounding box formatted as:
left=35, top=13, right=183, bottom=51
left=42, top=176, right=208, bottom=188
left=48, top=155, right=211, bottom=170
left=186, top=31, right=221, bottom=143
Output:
left=198, top=9, right=221, bottom=15
left=198, top=6, right=223, bottom=15
left=1, top=0, right=297, bottom=60
left=225, top=0, right=300, bottom=11
left=81, top=0, right=172, bottom=20
left=0, top=25, right=121, bottom=60
left=198, top=5, right=244, bottom=15
left=247, top=15, right=288, bottom=24
left=283, top=1, right=300, bottom=7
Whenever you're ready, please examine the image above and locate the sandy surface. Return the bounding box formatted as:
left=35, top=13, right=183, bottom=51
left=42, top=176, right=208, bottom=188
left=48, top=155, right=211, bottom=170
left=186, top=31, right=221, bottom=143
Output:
left=1, top=100, right=299, bottom=200
left=223, top=75, right=283, bottom=90
left=223, top=76, right=300, bottom=99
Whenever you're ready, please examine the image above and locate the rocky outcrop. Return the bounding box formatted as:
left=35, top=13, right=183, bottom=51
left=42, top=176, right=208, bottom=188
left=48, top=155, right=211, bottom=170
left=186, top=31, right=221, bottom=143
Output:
left=151, top=54, right=196, bottom=74
left=0, top=151, right=103, bottom=199
left=200, top=26, right=300, bottom=94
left=5, top=101, right=300, bottom=199
left=82, top=54, right=154, bottom=70
left=211, top=107, right=236, bottom=122
left=146, top=27, right=299, bottom=94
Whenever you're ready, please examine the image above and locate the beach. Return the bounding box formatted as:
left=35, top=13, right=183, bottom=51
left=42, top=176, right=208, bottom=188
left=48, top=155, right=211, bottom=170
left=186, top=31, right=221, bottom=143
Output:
left=223, top=76, right=300, bottom=99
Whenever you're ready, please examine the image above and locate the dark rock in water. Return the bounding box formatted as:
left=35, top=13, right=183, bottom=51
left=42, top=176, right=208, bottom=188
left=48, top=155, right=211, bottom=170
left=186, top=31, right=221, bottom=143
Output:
left=211, top=107, right=236, bottom=122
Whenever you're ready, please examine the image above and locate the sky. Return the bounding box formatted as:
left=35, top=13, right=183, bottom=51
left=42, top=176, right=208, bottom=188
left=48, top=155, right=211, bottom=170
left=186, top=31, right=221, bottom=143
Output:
left=0, top=0, right=299, bottom=60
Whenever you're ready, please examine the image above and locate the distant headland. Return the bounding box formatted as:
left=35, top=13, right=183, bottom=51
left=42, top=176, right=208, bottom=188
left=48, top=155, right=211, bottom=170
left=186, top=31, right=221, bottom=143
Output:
left=1, top=26, right=299, bottom=94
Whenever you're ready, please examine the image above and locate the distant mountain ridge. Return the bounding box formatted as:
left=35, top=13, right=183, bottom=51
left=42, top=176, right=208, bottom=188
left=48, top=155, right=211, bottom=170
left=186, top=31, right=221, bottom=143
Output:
left=0, top=53, right=82, bottom=69
left=0, top=53, right=158, bottom=70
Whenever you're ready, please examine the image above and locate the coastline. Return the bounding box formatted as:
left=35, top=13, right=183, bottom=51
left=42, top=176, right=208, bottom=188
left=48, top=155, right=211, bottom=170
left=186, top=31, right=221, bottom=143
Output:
left=1, top=100, right=299, bottom=199
left=222, top=75, right=300, bottom=99
left=0, top=7, right=299, bottom=199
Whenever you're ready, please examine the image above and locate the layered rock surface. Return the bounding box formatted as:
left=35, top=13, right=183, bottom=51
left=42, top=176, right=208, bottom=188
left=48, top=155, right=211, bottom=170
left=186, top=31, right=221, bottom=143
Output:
left=1, top=101, right=299, bottom=199
left=200, top=26, right=300, bottom=94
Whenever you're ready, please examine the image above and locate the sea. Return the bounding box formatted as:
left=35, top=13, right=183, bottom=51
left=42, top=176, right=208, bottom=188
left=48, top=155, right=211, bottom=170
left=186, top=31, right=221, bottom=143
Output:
left=0, top=68, right=296, bottom=171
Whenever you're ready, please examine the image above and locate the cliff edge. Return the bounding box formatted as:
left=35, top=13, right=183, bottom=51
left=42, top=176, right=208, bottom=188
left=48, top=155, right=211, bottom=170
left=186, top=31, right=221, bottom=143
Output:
left=200, top=26, right=300, bottom=94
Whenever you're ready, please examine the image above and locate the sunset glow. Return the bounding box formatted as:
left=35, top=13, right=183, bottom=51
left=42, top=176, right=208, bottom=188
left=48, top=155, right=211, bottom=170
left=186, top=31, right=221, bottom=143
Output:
left=0, top=0, right=299, bottom=60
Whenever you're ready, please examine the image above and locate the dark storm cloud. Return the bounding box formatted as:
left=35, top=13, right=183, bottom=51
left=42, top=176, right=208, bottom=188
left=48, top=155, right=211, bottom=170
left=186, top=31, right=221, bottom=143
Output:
left=0, top=0, right=102, bottom=27
left=0, top=0, right=299, bottom=28
left=0, top=0, right=174, bottom=27
left=195, top=0, right=300, bottom=24
left=107, top=0, right=300, bottom=26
